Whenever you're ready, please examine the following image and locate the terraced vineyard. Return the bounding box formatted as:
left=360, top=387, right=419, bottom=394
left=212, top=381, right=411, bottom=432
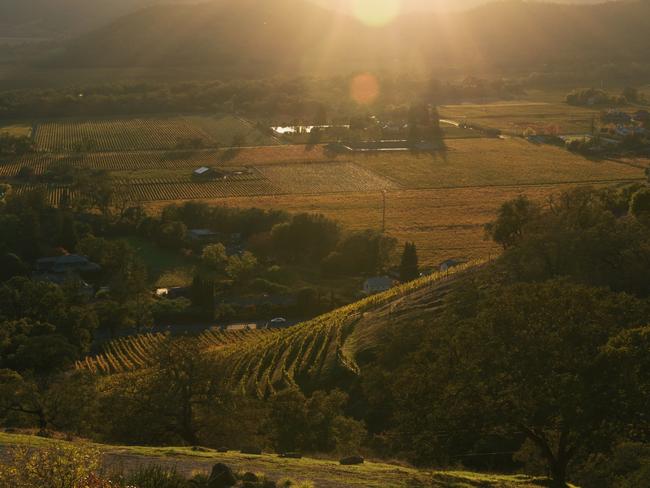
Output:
left=78, top=261, right=484, bottom=393
left=197, top=260, right=483, bottom=395
left=77, top=328, right=275, bottom=375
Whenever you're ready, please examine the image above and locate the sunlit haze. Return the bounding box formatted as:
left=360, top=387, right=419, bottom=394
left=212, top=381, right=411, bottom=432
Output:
left=351, top=0, right=402, bottom=26
left=1, top=1, right=650, bottom=486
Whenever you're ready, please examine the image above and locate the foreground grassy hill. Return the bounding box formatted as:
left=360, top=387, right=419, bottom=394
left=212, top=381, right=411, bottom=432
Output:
left=0, top=432, right=558, bottom=488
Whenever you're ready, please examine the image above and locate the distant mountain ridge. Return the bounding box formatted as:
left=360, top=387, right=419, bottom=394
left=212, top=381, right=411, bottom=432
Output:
left=309, top=0, right=618, bottom=12
left=0, top=0, right=626, bottom=37
left=0, top=0, right=199, bottom=37
left=51, top=0, right=650, bottom=75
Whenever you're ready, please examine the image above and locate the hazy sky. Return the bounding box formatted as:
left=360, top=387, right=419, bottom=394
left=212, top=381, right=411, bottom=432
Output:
left=310, top=0, right=482, bottom=12
left=311, top=0, right=609, bottom=12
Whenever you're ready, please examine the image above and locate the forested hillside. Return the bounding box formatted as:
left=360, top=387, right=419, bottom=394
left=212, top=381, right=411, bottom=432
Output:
left=54, top=0, right=650, bottom=74
left=0, top=0, right=198, bottom=37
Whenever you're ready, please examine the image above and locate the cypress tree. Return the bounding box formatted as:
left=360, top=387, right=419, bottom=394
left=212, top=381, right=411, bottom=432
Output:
left=399, top=242, right=419, bottom=282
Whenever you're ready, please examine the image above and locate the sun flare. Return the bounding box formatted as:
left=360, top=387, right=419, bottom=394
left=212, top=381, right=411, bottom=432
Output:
left=350, top=72, right=380, bottom=104
left=352, top=0, right=402, bottom=27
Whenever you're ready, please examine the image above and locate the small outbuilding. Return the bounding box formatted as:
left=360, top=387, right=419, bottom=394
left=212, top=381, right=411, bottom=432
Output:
left=193, top=167, right=213, bottom=178
left=36, top=254, right=101, bottom=274
left=439, top=259, right=467, bottom=273
left=363, top=276, right=394, bottom=295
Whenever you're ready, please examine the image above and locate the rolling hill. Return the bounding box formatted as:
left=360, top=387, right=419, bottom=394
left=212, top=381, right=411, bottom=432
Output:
left=0, top=0, right=200, bottom=37
left=51, top=0, right=650, bottom=75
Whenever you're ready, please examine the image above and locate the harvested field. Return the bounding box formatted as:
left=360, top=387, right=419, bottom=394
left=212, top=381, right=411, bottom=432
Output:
left=0, top=124, right=32, bottom=137
left=148, top=183, right=603, bottom=265
left=183, top=114, right=277, bottom=146
left=353, top=138, right=645, bottom=188
left=440, top=101, right=600, bottom=135
left=258, top=162, right=399, bottom=193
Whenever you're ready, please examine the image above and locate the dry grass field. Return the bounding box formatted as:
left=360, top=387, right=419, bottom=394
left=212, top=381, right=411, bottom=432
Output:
left=440, top=101, right=600, bottom=135
left=183, top=114, right=277, bottom=146
left=353, top=138, right=644, bottom=188
left=257, top=162, right=398, bottom=193
left=0, top=123, right=32, bottom=137
left=147, top=183, right=599, bottom=265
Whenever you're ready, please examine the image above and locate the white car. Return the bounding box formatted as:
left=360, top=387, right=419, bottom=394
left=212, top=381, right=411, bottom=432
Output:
left=268, top=317, right=288, bottom=327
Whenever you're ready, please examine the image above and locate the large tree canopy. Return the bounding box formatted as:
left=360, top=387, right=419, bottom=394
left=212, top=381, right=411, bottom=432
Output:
left=390, top=280, right=649, bottom=487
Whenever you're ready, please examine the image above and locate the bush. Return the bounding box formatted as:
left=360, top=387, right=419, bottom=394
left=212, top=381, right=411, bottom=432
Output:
left=151, top=297, right=192, bottom=322
left=0, top=444, right=102, bottom=488
left=215, top=303, right=236, bottom=321
left=250, top=278, right=289, bottom=294
left=123, top=466, right=188, bottom=488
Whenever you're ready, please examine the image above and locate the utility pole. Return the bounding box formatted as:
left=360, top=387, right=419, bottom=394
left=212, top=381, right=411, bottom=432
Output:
left=381, top=190, right=387, bottom=233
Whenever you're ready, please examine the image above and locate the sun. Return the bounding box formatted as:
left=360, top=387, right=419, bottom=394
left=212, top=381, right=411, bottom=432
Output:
left=352, top=0, right=402, bottom=27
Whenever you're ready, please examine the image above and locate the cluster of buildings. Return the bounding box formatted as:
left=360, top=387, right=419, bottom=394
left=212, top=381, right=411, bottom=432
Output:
left=362, top=259, right=467, bottom=295
left=599, top=109, right=649, bottom=141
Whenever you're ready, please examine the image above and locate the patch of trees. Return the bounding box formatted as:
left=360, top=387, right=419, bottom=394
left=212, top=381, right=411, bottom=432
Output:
left=485, top=187, right=650, bottom=296
left=0, top=133, right=33, bottom=157
left=565, top=87, right=628, bottom=107
left=1, top=335, right=367, bottom=455
left=156, top=201, right=397, bottom=277
left=357, top=185, right=650, bottom=487
left=0, top=188, right=87, bottom=262
left=322, top=230, right=397, bottom=277
left=0, top=76, right=524, bottom=121
left=383, top=279, right=650, bottom=487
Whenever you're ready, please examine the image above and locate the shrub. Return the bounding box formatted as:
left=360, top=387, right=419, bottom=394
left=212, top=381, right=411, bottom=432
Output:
left=250, top=278, right=289, bottom=294
left=0, top=444, right=102, bottom=488
left=123, top=466, right=188, bottom=488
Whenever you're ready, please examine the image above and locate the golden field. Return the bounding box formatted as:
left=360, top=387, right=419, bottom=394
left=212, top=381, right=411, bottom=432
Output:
left=352, top=138, right=644, bottom=188
left=148, top=183, right=604, bottom=266
left=439, top=101, right=601, bottom=134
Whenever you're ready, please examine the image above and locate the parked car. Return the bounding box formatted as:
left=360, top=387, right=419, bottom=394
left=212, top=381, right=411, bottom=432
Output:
left=268, top=317, right=288, bottom=328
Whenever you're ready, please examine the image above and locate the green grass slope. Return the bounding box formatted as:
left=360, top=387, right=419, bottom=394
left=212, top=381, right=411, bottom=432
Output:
left=0, top=432, right=558, bottom=488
